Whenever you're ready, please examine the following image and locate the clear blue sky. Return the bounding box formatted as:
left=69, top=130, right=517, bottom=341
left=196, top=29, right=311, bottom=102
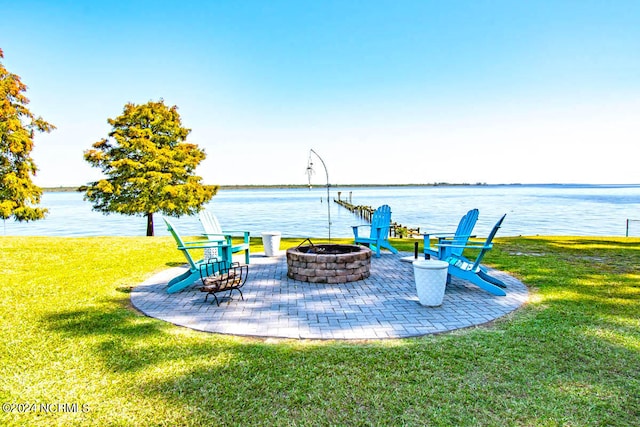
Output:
left=2, top=0, right=639, bottom=186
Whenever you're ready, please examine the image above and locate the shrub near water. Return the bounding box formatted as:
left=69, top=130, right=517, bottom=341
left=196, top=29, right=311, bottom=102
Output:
left=0, top=236, right=639, bottom=426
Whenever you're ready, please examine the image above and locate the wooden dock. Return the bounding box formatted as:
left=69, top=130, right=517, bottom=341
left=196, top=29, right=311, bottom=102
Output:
left=334, top=193, right=420, bottom=238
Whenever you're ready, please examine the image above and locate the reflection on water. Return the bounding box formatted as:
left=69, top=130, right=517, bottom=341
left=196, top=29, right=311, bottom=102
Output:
left=3, top=185, right=640, bottom=237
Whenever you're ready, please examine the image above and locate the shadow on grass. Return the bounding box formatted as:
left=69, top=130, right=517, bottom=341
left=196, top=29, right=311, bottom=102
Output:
left=41, top=299, right=640, bottom=425
left=6, top=234, right=640, bottom=423
left=489, top=236, right=640, bottom=349
left=37, top=236, right=640, bottom=424
left=165, top=261, right=188, bottom=267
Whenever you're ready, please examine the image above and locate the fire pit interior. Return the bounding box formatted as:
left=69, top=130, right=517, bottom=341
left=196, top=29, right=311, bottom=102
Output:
left=286, top=244, right=372, bottom=284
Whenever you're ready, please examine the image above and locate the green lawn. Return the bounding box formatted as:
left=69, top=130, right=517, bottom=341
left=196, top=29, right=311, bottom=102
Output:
left=1, top=235, right=639, bottom=426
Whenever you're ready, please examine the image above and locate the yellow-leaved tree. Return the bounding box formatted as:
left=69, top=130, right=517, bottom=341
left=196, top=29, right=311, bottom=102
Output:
left=83, top=100, right=217, bottom=236
left=0, top=48, right=55, bottom=222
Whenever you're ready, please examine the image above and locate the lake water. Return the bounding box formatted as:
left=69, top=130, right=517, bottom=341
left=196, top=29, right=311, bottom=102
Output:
left=3, top=185, right=640, bottom=238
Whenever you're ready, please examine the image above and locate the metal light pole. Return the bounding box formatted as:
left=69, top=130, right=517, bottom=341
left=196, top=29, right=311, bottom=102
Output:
left=306, top=149, right=331, bottom=240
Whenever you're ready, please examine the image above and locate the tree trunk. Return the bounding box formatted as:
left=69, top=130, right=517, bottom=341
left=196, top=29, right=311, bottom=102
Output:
left=146, top=212, right=154, bottom=236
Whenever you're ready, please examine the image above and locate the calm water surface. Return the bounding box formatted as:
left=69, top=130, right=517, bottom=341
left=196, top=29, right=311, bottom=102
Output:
left=3, top=185, right=640, bottom=238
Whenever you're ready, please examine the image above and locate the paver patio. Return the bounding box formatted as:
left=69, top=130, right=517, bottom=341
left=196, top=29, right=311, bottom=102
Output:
left=131, top=251, right=529, bottom=340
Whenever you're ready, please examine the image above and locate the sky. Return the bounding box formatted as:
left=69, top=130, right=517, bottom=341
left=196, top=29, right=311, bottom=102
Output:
left=1, top=0, right=639, bottom=186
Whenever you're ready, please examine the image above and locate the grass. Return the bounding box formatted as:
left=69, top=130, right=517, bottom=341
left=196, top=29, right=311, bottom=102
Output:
left=1, top=235, right=639, bottom=426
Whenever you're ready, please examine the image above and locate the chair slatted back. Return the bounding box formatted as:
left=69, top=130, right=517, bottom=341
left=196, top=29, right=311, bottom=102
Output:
left=370, top=205, right=392, bottom=240
left=470, top=214, right=507, bottom=271
left=164, top=217, right=198, bottom=270
left=450, top=208, right=479, bottom=256
left=199, top=210, right=223, bottom=235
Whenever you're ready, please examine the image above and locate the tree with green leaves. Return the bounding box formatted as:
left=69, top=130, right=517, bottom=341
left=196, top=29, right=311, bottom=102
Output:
left=83, top=100, right=217, bottom=236
left=0, top=48, right=55, bottom=222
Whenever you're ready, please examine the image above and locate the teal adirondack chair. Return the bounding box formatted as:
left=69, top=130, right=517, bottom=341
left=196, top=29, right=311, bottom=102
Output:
left=352, top=204, right=399, bottom=257
left=198, top=209, right=250, bottom=265
left=436, top=214, right=508, bottom=296
left=423, top=208, right=479, bottom=260
left=164, top=217, right=230, bottom=294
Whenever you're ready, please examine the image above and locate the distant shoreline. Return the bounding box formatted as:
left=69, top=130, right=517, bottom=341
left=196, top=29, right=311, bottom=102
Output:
left=42, top=182, right=640, bottom=193
left=42, top=183, right=487, bottom=192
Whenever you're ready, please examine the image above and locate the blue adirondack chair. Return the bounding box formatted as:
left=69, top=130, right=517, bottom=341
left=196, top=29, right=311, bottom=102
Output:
left=198, top=209, right=250, bottom=265
left=436, top=214, right=508, bottom=296
left=164, top=217, right=231, bottom=294
left=423, top=208, right=479, bottom=260
left=352, top=204, right=399, bottom=257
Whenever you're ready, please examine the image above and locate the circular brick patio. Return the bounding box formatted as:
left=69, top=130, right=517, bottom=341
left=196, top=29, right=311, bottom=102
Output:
left=131, top=252, right=529, bottom=340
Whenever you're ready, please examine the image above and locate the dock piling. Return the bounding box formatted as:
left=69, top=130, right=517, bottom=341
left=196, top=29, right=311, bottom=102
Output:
left=333, top=196, right=420, bottom=238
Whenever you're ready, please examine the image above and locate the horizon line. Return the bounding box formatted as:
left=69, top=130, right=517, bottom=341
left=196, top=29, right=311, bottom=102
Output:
left=42, top=182, right=640, bottom=192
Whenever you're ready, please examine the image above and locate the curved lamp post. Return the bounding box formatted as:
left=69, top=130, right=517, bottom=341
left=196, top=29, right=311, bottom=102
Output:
left=306, top=149, right=332, bottom=240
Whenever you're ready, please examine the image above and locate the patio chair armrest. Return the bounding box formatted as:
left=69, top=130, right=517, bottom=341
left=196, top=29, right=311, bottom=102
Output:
left=352, top=224, right=372, bottom=240
left=221, top=230, right=250, bottom=235
left=424, top=232, right=475, bottom=238
left=180, top=240, right=230, bottom=250
left=203, top=233, right=231, bottom=239
left=437, top=234, right=476, bottom=242
left=423, top=231, right=455, bottom=237
left=435, top=242, right=493, bottom=250
left=221, top=230, right=251, bottom=243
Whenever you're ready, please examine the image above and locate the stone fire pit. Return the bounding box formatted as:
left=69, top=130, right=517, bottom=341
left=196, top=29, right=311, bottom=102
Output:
left=286, top=244, right=372, bottom=284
